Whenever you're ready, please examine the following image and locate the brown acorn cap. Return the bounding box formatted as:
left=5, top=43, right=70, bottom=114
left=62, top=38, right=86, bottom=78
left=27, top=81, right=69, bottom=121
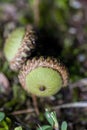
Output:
left=18, top=57, right=68, bottom=96
left=10, top=26, right=35, bottom=70
left=10, top=25, right=36, bottom=71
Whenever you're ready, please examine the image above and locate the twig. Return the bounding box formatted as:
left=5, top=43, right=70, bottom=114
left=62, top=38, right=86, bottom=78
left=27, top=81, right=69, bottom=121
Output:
left=69, top=78, right=87, bottom=89
left=52, top=102, right=87, bottom=110
left=11, top=108, right=35, bottom=115
left=33, top=0, right=40, bottom=26
left=11, top=97, right=39, bottom=116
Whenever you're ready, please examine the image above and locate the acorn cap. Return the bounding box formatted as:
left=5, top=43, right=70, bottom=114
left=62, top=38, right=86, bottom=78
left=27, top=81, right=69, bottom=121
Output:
left=18, top=57, right=68, bottom=97
left=4, top=25, right=36, bottom=71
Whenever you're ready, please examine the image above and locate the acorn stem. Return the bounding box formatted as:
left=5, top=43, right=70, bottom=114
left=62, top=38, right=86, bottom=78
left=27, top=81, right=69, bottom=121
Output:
left=31, top=94, right=39, bottom=115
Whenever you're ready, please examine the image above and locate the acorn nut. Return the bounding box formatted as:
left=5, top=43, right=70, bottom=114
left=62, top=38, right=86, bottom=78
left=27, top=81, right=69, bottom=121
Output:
left=4, top=25, right=36, bottom=71
left=18, top=57, right=68, bottom=97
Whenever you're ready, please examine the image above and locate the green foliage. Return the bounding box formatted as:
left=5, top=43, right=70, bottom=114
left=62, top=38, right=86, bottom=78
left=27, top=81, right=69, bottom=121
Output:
left=56, top=0, right=68, bottom=9
left=0, top=113, right=23, bottom=130
left=37, top=109, right=67, bottom=130
left=4, top=84, right=26, bottom=109
left=0, top=0, right=14, bottom=3
left=0, top=112, right=11, bottom=130
left=61, top=121, right=67, bottom=130
left=0, top=110, right=67, bottom=130
left=45, top=109, right=58, bottom=128
left=14, top=126, right=23, bottom=130
left=37, top=125, right=52, bottom=130
left=0, top=112, right=5, bottom=122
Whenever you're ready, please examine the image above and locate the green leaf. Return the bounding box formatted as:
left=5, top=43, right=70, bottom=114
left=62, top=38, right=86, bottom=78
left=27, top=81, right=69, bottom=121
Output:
left=50, top=112, right=58, bottom=128
left=61, top=121, right=67, bottom=130
left=0, top=120, right=9, bottom=130
left=0, top=112, right=5, bottom=122
left=37, top=125, right=53, bottom=130
left=14, top=126, right=23, bottom=130
left=45, top=109, right=54, bottom=127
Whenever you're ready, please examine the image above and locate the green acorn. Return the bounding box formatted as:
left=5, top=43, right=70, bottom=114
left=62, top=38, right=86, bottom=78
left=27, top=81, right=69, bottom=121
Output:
left=18, top=57, right=68, bottom=97
left=4, top=25, right=36, bottom=71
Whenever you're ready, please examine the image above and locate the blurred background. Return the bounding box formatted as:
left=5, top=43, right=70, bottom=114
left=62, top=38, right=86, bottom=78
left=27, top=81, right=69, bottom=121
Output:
left=0, top=0, right=87, bottom=130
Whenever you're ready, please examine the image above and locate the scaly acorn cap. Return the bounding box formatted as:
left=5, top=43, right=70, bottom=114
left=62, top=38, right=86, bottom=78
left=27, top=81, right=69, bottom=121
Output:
left=4, top=25, right=36, bottom=71
left=18, top=57, right=68, bottom=97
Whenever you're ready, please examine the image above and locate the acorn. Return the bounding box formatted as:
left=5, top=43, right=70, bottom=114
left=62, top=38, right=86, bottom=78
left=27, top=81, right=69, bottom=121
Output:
left=18, top=57, right=68, bottom=97
left=4, top=25, right=36, bottom=71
